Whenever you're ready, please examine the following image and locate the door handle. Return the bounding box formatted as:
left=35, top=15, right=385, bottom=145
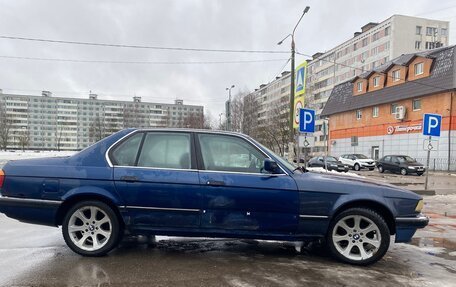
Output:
left=206, top=180, right=225, bottom=187
left=120, top=176, right=138, bottom=183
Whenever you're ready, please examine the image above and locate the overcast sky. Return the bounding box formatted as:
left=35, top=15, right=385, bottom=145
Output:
left=0, top=0, right=455, bottom=123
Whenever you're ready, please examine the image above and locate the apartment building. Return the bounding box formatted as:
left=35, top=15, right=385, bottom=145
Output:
left=307, top=15, right=450, bottom=153
left=0, top=91, right=204, bottom=150
left=321, top=45, right=456, bottom=171
left=242, top=71, right=291, bottom=154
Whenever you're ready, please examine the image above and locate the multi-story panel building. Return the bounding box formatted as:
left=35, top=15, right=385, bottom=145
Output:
left=0, top=91, right=204, bottom=150
left=242, top=71, right=291, bottom=155
left=307, top=15, right=450, bottom=153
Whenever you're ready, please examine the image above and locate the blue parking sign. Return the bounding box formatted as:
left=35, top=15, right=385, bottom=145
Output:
left=423, top=113, right=442, bottom=137
left=299, top=109, right=315, bottom=133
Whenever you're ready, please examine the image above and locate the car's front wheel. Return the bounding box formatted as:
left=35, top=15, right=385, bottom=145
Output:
left=377, top=165, right=384, bottom=173
left=62, top=200, right=121, bottom=256
left=327, top=208, right=390, bottom=265
left=354, top=163, right=361, bottom=171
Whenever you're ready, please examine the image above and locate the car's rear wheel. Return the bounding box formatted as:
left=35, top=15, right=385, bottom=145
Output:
left=377, top=165, right=384, bottom=173
left=327, top=208, right=390, bottom=265
left=62, top=200, right=121, bottom=256
left=400, top=168, right=408, bottom=175
left=354, top=163, right=361, bottom=171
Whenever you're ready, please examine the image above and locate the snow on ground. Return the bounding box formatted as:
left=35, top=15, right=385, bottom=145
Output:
left=0, top=150, right=76, bottom=168
left=305, top=166, right=362, bottom=177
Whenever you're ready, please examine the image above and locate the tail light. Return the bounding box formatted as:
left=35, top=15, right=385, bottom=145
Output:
left=0, top=169, right=4, bottom=188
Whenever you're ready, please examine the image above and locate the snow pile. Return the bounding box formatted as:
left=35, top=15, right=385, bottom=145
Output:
left=306, top=167, right=362, bottom=178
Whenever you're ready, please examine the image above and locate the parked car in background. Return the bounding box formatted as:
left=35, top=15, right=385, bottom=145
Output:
left=376, top=155, right=425, bottom=175
left=307, top=156, right=349, bottom=172
left=0, top=129, right=428, bottom=265
left=339, top=154, right=376, bottom=171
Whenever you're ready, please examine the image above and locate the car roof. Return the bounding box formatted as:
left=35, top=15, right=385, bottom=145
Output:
left=133, top=128, right=247, bottom=137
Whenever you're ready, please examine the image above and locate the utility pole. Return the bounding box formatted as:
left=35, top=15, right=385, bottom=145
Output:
left=278, top=6, right=310, bottom=161
left=225, top=85, right=235, bottom=131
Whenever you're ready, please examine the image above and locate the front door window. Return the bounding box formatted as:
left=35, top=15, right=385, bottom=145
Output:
left=198, top=134, right=267, bottom=174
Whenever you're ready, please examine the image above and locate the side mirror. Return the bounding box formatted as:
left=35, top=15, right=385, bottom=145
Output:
left=264, top=158, right=280, bottom=174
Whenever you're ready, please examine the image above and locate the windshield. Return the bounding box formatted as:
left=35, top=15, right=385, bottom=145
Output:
left=355, top=154, right=368, bottom=159
left=326, top=156, right=338, bottom=162
left=397, top=156, right=415, bottom=163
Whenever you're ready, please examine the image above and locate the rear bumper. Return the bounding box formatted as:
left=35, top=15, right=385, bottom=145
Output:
left=0, top=196, right=62, bottom=226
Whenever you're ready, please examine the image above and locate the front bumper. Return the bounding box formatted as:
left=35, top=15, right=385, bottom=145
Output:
left=394, top=213, right=429, bottom=243
left=0, top=196, right=62, bottom=226
left=396, top=214, right=429, bottom=228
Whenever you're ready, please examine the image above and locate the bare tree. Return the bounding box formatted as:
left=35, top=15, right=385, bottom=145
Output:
left=18, top=127, right=30, bottom=151
left=241, top=93, right=257, bottom=137
left=88, top=116, right=106, bottom=143
left=256, top=104, right=290, bottom=156
left=55, top=125, right=64, bottom=151
left=0, top=101, right=12, bottom=150
left=182, top=113, right=204, bottom=129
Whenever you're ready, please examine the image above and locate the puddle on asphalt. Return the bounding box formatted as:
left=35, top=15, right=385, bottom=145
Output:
left=410, top=237, right=456, bottom=260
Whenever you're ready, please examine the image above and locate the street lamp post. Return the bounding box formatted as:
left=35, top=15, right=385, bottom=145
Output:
left=278, top=6, right=310, bottom=155
left=225, top=85, right=235, bottom=131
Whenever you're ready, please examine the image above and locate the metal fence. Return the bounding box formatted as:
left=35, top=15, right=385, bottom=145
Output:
left=415, top=157, right=456, bottom=172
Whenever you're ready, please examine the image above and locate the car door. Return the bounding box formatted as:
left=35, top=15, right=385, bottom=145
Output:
left=196, top=133, right=299, bottom=233
left=390, top=156, right=401, bottom=173
left=382, top=156, right=393, bottom=172
left=112, top=131, right=201, bottom=229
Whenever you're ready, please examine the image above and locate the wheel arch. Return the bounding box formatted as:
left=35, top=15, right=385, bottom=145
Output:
left=55, top=192, right=125, bottom=227
left=331, top=199, right=396, bottom=235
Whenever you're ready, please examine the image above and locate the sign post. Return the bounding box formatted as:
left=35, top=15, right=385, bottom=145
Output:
left=422, top=113, right=442, bottom=190
left=299, top=109, right=315, bottom=167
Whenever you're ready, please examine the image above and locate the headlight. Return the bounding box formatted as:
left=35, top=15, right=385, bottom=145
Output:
left=330, top=164, right=337, bottom=167
left=415, top=199, right=424, bottom=212
left=409, top=166, right=415, bottom=169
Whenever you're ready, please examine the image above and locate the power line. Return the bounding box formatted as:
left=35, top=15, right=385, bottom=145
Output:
left=0, top=35, right=289, bottom=54
left=0, top=55, right=288, bottom=65
left=269, top=57, right=291, bottom=83
left=296, top=50, right=451, bottom=92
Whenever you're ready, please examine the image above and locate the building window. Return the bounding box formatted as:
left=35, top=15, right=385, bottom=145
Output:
left=353, top=42, right=358, bottom=51
left=392, top=69, right=401, bottom=81
left=385, top=26, right=390, bottom=36
left=362, top=38, right=368, bottom=47
left=372, top=32, right=380, bottom=41
left=441, top=28, right=447, bottom=36
left=426, top=27, right=436, bottom=36
left=414, top=62, right=424, bottom=75
left=415, top=41, right=421, bottom=50
left=356, top=109, right=362, bottom=120
left=412, top=99, right=421, bottom=111
left=391, top=103, right=398, bottom=114
left=373, top=76, right=380, bottom=87
left=425, top=42, right=436, bottom=49
left=416, top=26, right=422, bottom=35
left=357, top=82, right=363, bottom=92
left=372, top=106, right=379, bottom=118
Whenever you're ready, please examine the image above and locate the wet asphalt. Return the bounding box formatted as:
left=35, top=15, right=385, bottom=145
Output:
left=0, top=195, right=455, bottom=287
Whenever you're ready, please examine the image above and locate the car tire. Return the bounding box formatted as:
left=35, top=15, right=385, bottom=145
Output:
left=62, top=200, right=121, bottom=257
left=354, top=164, right=361, bottom=171
left=400, top=168, right=408, bottom=176
left=326, top=208, right=390, bottom=266
left=417, top=172, right=424, bottom=176
left=377, top=165, right=384, bottom=173
left=369, top=168, right=375, bottom=171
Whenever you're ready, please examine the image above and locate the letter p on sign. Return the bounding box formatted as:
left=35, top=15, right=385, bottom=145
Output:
left=299, top=109, right=315, bottom=133
left=423, top=113, right=442, bottom=137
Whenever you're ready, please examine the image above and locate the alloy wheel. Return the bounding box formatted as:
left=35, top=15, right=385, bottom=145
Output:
left=331, top=215, right=382, bottom=261
left=68, top=206, right=112, bottom=252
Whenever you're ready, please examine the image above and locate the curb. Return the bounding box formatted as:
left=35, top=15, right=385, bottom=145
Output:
left=408, top=189, right=436, bottom=196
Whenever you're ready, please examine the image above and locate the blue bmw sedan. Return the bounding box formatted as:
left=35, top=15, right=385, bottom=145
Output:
left=0, top=129, right=428, bottom=265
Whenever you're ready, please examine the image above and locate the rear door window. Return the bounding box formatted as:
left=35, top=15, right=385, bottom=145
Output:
left=137, top=133, right=191, bottom=169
